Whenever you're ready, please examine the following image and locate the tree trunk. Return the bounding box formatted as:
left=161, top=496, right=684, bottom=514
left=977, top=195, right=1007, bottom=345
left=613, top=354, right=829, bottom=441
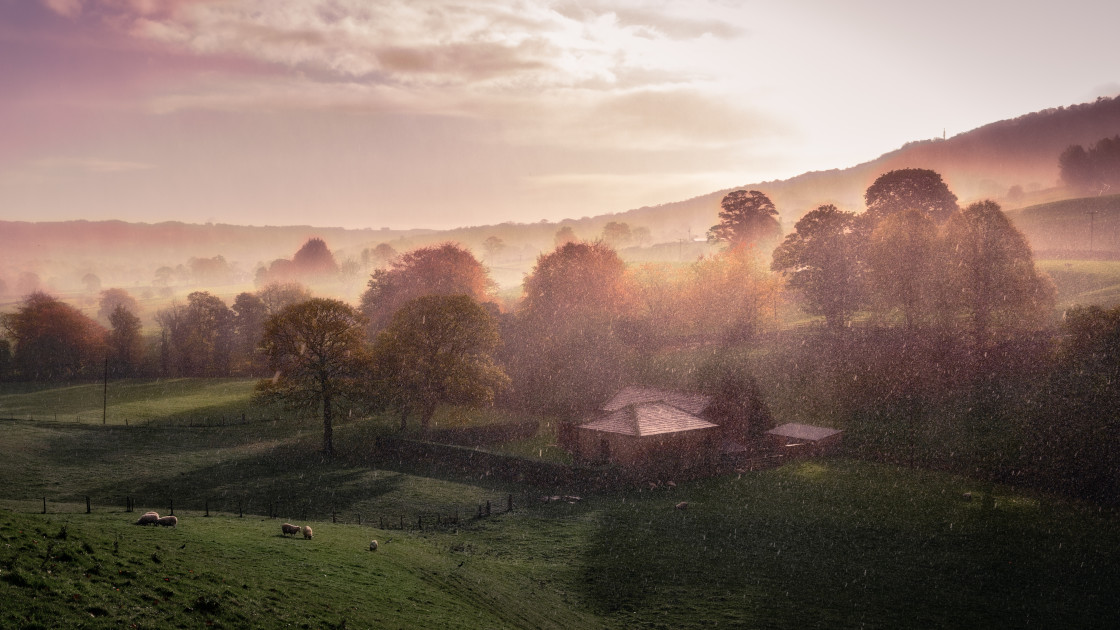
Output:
left=420, top=403, right=437, bottom=432
left=322, top=392, right=334, bottom=457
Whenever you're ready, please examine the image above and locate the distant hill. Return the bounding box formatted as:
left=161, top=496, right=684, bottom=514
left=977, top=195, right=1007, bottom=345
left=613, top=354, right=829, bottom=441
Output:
left=3, top=96, right=1120, bottom=295
left=1008, top=193, right=1120, bottom=257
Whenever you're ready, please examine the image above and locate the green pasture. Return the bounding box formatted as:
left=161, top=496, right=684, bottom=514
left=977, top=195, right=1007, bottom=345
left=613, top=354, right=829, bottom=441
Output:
left=0, top=378, right=292, bottom=427
left=1037, top=259, right=1120, bottom=309
left=3, top=452, right=1118, bottom=629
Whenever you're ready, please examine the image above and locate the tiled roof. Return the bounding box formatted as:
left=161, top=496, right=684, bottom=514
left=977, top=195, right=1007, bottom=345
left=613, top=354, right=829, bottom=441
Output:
left=766, top=423, right=842, bottom=442
left=580, top=402, right=717, bottom=437
left=601, top=386, right=711, bottom=416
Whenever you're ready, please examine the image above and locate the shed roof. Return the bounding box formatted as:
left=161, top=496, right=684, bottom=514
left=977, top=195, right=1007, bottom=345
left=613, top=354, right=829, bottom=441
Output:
left=766, top=423, right=842, bottom=442
left=601, top=386, right=711, bottom=416
left=580, top=402, right=718, bottom=437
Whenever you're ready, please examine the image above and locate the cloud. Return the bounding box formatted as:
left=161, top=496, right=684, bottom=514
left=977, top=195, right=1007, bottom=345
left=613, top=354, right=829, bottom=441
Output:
left=41, top=0, right=84, bottom=18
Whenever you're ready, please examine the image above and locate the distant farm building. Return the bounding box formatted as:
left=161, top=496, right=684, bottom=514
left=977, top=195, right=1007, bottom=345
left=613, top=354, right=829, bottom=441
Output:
left=766, top=423, right=843, bottom=456
left=572, top=388, right=719, bottom=477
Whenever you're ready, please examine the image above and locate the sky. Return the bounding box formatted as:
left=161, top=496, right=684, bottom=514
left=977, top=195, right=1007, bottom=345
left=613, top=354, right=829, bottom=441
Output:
left=1, top=0, right=1118, bottom=230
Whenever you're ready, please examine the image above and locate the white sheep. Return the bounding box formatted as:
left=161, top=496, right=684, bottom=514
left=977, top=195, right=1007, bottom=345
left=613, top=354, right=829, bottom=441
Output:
left=281, top=523, right=301, bottom=537
left=675, top=501, right=688, bottom=510
left=156, top=515, right=178, bottom=527
left=369, top=540, right=378, bottom=552
left=302, top=525, right=313, bottom=540
left=135, top=511, right=160, bottom=525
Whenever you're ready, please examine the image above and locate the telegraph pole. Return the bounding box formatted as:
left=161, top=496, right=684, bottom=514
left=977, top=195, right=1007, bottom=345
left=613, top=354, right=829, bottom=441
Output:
left=102, top=357, right=108, bottom=425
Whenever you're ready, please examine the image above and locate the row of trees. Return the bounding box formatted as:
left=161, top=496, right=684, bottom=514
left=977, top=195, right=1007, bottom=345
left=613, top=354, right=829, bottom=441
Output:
left=769, top=169, right=1054, bottom=349
left=1060, top=135, right=1120, bottom=194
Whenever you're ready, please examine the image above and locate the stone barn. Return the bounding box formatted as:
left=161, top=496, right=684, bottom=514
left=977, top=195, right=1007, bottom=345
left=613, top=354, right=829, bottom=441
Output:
left=574, top=387, right=721, bottom=477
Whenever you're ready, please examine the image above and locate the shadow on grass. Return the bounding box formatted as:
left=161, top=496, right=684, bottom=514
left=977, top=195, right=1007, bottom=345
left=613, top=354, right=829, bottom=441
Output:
left=578, top=462, right=1120, bottom=629
left=80, top=434, right=408, bottom=521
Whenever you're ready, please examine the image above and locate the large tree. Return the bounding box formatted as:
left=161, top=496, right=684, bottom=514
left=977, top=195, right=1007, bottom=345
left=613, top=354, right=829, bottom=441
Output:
left=510, top=241, right=635, bottom=413
left=943, top=200, right=1055, bottom=346
left=292, top=237, right=340, bottom=277
left=707, top=190, right=781, bottom=246
left=107, top=305, right=145, bottom=377
left=369, top=294, right=508, bottom=431
left=771, top=204, right=864, bottom=330
left=1, top=292, right=107, bottom=381
left=255, top=298, right=370, bottom=456
left=97, top=288, right=140, bottom=324
left=863, top=168, right=959, bottom=226
left=155, top=291, right=234, bottom=377
left=360, top=243, right=494, bottom=334
left=865, top=209, right=942, bottom=329
left=687, top=245, right=781, bottom=344
left=231, top=291, right=270, bottom=375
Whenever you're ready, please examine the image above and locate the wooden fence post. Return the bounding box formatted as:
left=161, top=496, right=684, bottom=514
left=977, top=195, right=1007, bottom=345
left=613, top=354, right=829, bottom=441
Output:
left=418, top=515, right=422, bottom=530
left=508, top=494, right=513, bottom=512
left=238, top=499, right=243, bottom=518
left=42, top=497, right=46, bottom=514
left=486, top=500, right=491, bottom=516
left=205, top=500, right=210, bottom=517
left=86, top=496, right=91, bottom=514
left=357, top=514, right=361, bottom=526
left=399, top=515, right=403, bottom=530
left=169, top=500, right=174, bottom=516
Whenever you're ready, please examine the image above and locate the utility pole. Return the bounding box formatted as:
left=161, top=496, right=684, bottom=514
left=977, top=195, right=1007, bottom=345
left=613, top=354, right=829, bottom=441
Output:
left=1087, top=209, right=1099, bottom=254
left=102, top=357, right=108, bottom=425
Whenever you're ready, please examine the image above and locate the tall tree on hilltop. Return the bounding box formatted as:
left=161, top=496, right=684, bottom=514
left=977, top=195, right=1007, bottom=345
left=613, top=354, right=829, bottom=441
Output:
left=369, top=294, right=508, bottom=431
left=255, top=298, right=370, bottom=457
left=360, top=243, right=494, bottom=334
left=707, top=190, right=781, bottom=247
left=863, top=168, right=959, bottom=226
left=771, top=204, right=864, bottom=330
left=292, top=237, right=340, bottom=276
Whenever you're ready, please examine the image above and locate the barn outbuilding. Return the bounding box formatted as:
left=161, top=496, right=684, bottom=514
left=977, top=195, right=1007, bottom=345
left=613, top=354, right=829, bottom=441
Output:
left=765, top=423, right=843, bottom=456
left=573, top=387, right=721, bottom=476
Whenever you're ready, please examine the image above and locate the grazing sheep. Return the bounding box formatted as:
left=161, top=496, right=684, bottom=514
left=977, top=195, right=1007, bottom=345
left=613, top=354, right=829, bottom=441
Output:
left=156, top=515, right=178, bottom=527
left=963, top=492, right=973, bottom=502
left=281, top=523, right=301, bottom=537
left=675, top=501, right=688, bottom=510
left=135, top=512, right=160, bottom=526
left=302, top=525, right=313, bottom=540
left=369, top=540, right=378, bottom=552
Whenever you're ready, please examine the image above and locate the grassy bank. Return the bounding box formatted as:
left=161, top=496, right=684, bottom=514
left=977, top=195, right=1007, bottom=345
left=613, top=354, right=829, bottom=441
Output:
left=3, top=458, right=1119, bottom=629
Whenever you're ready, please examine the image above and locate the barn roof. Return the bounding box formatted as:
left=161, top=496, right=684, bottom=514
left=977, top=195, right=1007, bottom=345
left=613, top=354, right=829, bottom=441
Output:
left=601, top=386, right=711, bottom=416
left=580, top=402, right=718, bottom=437
left=766, top=423, right=842, bottom=442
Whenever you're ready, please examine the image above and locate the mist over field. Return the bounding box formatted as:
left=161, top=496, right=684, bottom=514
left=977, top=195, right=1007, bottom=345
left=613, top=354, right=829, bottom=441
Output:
left=4, top=2, right=1120, bottom=628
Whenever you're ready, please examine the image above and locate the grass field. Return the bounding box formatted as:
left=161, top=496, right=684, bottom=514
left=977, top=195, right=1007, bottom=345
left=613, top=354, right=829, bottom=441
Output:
left=0, top=378, right=291, bottom=427
left=3, top=453, right=1119, bottom=629
left=1037, top=259, right=1120, bottom=309
left=3, top=382, right=1120, bottom=628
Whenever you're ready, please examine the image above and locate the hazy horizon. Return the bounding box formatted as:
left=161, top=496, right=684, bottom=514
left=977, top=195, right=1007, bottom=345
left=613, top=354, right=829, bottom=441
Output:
left=2, top=0, right=1119, bottom=231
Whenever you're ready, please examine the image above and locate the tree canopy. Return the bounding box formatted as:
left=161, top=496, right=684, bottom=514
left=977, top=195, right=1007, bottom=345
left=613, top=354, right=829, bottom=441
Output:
left=1059, top=135, right=1120, bottom=194
left=707, top=190, right=781, bottom=246
left=865, top=209, right=941, bottom=329
left=369, top=294, right=508, bottom=431
left=255, top=298, right=370, bottom=456
left=1, top=292, right=107, bottom=381
left=292, top=237, right=340, bottom=277
left=771, top=204, right=864, bottom=330
left=863, top=168, right=959, bottom=226
left=360, top=243, right=494, bottom=334
left=942, top=200, right=1055, bottom=345
left=519, top=241, right=632, bottom=331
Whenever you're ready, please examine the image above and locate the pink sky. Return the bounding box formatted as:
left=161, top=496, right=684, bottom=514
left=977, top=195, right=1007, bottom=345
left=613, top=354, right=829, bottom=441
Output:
left=1, top=0, right=1118, bottom=230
